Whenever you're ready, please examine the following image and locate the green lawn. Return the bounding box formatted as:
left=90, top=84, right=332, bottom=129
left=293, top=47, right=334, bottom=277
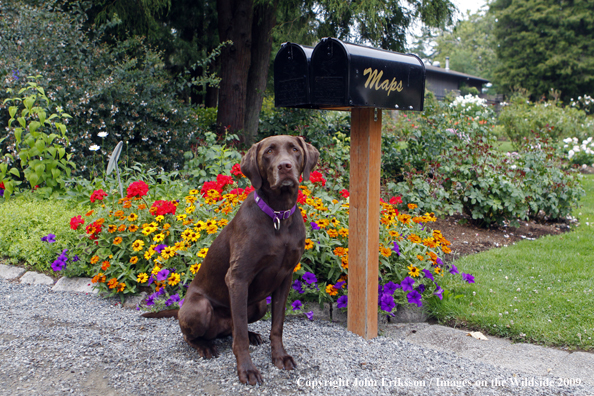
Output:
left=494, top=140, right=515, bottom=152
left=431, top=174, right=594, bottom=351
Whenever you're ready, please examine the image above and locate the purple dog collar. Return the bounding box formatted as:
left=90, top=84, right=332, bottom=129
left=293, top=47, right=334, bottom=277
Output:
left=254, top=191, right=297, bottom=231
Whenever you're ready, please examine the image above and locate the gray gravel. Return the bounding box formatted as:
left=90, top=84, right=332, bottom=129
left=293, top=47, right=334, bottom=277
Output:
left=1, top=279, right=593, bottom=396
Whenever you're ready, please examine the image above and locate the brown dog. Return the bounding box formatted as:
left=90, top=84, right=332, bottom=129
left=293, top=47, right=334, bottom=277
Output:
left=143, top=135, right=319, bottom=385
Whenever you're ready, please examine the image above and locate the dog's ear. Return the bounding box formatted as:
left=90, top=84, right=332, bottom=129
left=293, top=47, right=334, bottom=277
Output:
left=297, top=136, right=320, bottom=181
left=240, top=142, right=262, bottom=190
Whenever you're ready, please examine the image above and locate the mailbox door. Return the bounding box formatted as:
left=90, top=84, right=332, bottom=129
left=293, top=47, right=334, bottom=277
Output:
left=310, top=38, right=349, bottom=107
left=274, top=43, right=314, bottom=108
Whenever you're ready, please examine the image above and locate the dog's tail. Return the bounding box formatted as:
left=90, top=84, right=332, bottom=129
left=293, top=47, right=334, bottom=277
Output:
left=141, top=309, right=179, bottom=319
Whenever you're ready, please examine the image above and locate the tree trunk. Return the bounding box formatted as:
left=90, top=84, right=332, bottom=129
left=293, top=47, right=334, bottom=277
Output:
left=244, top=0, right=279, bottom=144
left=216, top=0, right=254, bottom=135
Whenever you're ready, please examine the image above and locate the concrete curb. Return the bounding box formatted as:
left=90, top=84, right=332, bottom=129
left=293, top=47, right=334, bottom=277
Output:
left=52, top=277, right=97, bottom=294
left=20, top=271, right=55, bottom=285
left=0, top=264, right=26, bottom=280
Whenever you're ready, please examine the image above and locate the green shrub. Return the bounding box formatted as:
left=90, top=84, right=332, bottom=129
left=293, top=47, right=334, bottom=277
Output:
left=498, top=93, right=592, bottom=146
left=0, top=193, right=87, bottom=274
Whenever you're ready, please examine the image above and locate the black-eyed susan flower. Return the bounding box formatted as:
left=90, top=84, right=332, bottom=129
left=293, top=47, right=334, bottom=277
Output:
left=338, top=228, right=349, bottom=237
left=108, top=225, right=117, bottom=233
left=132, top=240, right=145, bottom=251
left=168, top=272, right=181, bottom=286
left=130, top=256, right=139, bottom=264
left=136, top=273, right=148, bottom=283
left=190, top=263, right=201, bottom=274
left=304, top=239, right=314, bottom=250
left=408, top=265, right=420, bottom=277
left=113, top=237, right=123, bottom=245
left=176, top=214, right=187, bottom=222
left=197, top=248, right=209, bottom=258
left=153, top=233, right=165, bottom=242
left=127, top=213, right=138, bottom=222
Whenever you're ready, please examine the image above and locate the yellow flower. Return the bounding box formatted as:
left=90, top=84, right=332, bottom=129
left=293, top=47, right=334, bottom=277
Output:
left=176, top=214, right=187, bottom=221
left=155, top=215, right=164, bottom=223
left=435, top=267, right=442, bottom=275
left=330, top=218, right=340, bottom=227
left=113, top=237, right=123, bottom=245
left=189, top=189, right=199, bottom=195
left=144, top=248, right=156, bottom=260
left=186, top=205, right=196, bottom=214
left=185, top=195, right=197, bottom=204
left=218, top=219, right=229, bottom=227
left=108, top=225, right=117, bottom=233
left=130, top=256, right=139, bottom=264
left=128, top=224, right=139, bottom=232
left=327, top=229, right=338, bottom=238
left=153, top=233, right=165, bottom=242
left=127, top=213, right=138, bottom=222
left=162, top=223, right=171, bottom=231
left=136, top=273, right=149, bottom=283
left=168, top=272, right=181, bottom=286
left=90, top=255, right=100, bottom=264
left=190, top=231, right=200, bottom=242
left=423, top=238, right=437, bottom=248
left=441, top=246, right=452, bottom=254
left=408, top=265, right=420, bottom=277
left=190, top=263, right=202, bottom=274
left=206, top=224, right=218, bottom=235
left=332, top=199, right=338, bottom=204
left=293, top=263, right=301, bottom=272
left=408, top=203, right=418, bottom=210
left=338, top=228, right=349, bottom=237
left=141, top=226, right=155, bottom=236
left=197, top=248, right=209, bottom=258
left=195, top=221, right=207, bottom=231
left=416, top=254, right=425, bottom=261
left=407, top=234, right=422, bottom=244
left=325, top=284, right=338, bottom=296
left=388, top=230, right=399, bottom=238
left=304, top=239, right=314, bottom=250
left=397, top=214, right=411, bottom=225
left=132, top=240, right=145, bottom=252
left=380, top=246, right=392, bottom=258
left=161, top=247, right=175, bottom=260
left=151, top=266, right=161, bottom=276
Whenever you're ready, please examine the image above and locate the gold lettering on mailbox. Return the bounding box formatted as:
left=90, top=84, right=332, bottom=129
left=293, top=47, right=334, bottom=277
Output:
left=363, top=68, right=403, bottom=96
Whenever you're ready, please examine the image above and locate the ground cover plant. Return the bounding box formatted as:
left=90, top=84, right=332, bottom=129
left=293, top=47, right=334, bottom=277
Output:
left=428, top=175, right=594, bottom=351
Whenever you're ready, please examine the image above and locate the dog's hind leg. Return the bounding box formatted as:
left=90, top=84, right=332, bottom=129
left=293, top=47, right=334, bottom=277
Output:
left=246, top=299, right=267, bottom=345
left=178, top=293, right=223, bottom=359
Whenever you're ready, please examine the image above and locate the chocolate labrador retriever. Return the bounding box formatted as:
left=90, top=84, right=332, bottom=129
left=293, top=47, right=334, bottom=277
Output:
left=143, top=135, right=319, bottom=385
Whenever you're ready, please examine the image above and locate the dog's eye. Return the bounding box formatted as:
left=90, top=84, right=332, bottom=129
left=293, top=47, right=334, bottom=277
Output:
left=266, top=148, right=273, bottom=154
left=293, top=147, right=298, bottom=152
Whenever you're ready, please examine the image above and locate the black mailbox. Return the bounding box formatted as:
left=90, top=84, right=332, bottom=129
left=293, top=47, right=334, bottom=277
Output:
left=274, top=42, right=314, bottom=108
left=274, top=38, right=426, bottom=111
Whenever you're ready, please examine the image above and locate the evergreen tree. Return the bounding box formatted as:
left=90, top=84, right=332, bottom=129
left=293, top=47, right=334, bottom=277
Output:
left=491, top=0, right=594, bottom=101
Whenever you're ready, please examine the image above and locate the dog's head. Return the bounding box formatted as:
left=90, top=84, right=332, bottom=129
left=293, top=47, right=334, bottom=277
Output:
left=240, top=135, right=319, bottom=191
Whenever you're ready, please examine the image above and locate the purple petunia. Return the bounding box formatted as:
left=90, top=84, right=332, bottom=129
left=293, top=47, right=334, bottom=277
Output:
left=51, top=249, right=68, bottom=271
left=179, top=298, right=185, bottom=307
left=434, top=285, right=444, bottom=300
left=422, top=269, right=434, bottom=281
left=336, top=295, right=348, bottom=308
left=155, top=244, right=167, bottom=253
left=41, top=234, right=57, bottom=243
left=156, top=269, right=170, bottom=282
left=302, top=272, right=317, bottom=284
left=401, top=276, right=415, bottom=292
left=407, top=290, right=423, bottom=307
left=379, top=293, right=395, bottom=312
left=449, top=264, right=459, bottom=275
left=291, top=300, right=303, bottom=311
left=462, top=273, right=475, bottom=283
left=334, top=281, right=345, bottom=289
left=148, top=275, right=154, bottom=285
left=436, top=257, right=443, bottom=266
left=145, top=294, right=156, bottom=306
left=266, top=296, right=272, bottom=304
left=72, top=255, right=80, bottom=262
left=310, top=222, right=320, bottom=231
left=392, top=241, right=400, bottom=256
left=305, top=311, right=314, bottom=320
left=416, top=284, right=426, bottom=293
left=165, top=294, right=181, bottom=307
left=292, top=279, right=304, bottom=294
left=383, top=281, right=400, bottom=295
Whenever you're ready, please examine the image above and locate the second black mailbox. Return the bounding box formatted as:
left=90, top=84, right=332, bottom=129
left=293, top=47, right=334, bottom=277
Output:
left=274, top=37, right=426, bottom=111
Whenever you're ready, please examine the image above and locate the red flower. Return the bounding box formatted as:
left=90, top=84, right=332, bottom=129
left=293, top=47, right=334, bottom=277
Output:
left=244, top=186, right=255, bottom=195
left=85, top=221, right=103, bottom=240
left=90, top=189, right=108, bottom=203
left=229, top=188, right=244, bottom=196
left=230, top=163, right=244, bottom=178
left=201, top=180, right=221, bottom=198
left=70, top=215, right=85, bottom=230
left=0, top=182, right=4, bottom=190
left=151, top=200, right=177, bottom=216
left=127, top=181, right=149, bottom=198
left=297, top=190, right=307, bottom=205
left=309, top=171, right=326, bottom=186
left=340, top=189, right=349, bottom=198
left=216, top=174, right=234, bottom=190
left=389, top=196, right=403, bottom=205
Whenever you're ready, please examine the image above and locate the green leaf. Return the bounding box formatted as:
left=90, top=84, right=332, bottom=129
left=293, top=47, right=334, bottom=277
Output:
left=47, top=147, right=57, bottom=159
left=15, top=128, right=22, bottom=144
left=18, top=117, right=26, bottom=128
left=51, top=168, right=61, bottom=180
left=9, top=168, right=20, bottom=177
left=27, top=172, right=39, bottom=187
left=9, top=106, right=17, bottom=118
left=35, top=139, right=46, bottom=153
left=58, top=148, right=65, bottom=159
left=29, top=121, right=41, bottom=135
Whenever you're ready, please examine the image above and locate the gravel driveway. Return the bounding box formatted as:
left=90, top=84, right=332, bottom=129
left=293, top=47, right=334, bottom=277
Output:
left=1, top=280, right=593, bottom=396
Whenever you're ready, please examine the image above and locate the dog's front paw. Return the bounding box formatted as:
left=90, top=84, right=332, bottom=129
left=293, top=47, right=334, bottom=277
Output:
left=272, top=354, right=296, bottom=370
left=237, top=361, right=263, bottom=385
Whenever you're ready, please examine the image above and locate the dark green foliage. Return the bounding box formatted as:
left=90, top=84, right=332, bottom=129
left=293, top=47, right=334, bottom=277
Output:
left=0, top=1, right=210, bottom=176
left=491, top=0, right=594, bottom=102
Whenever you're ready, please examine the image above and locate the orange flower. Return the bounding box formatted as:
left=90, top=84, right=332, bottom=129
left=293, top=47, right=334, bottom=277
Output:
left=304, top=239, right=314, bottom=250
left=408, top=203, right=418, bottom=210
left=416, top=254, right=424, bottom=261
left=441, top=246, right=452, bottom=254
left=338, top=228, right=349, bottom=237
left=341, top=255, right=348, bottom=269
left=407, top=234, right=422, bottom=244
left=95, top=218, right=105, bottom=226
left=116, top=283, right=126, bottom=292
left=91, top=273, right=106, bottom=283
left=325, top=284, right=338, bottom=296
left=108, top=225, right=117, bottom=233
left=101, top=261, right=110, bottom=271
left=90, top=255, right=100, bottom=264
left=130, top=256, right=139, bottom=264
left=117, top=224, right=126, bottom=232
left=138, top=204, right=147, bottom=210
left=85, top=210, right=94, bottom=217
left=123, top=200, right=132, bottom=209
left=107, top=278, right=118, bottom=289
left=293, top=263, right=301, bottom=272
left=128, top=225, right=139, bottom=232
left=428, top=251, right=438, bottom=261
left=397, top=214, right=411, bottom=225
left=333, top=246, right=347, bottom=257
left=114, top=210, right=125, bottom=217
left=380, top=246, right=392, bottom=258
left=113, top=237, right=123, bottom=245
left=327, top=229, right=338, bottom=238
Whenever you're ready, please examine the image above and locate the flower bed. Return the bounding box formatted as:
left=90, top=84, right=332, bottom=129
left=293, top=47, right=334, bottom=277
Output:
left=54, top=168, right=473, bottom=317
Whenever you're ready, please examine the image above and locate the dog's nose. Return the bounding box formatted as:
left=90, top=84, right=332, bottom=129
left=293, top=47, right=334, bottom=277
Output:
left=278, top=162, right=292, bottom=171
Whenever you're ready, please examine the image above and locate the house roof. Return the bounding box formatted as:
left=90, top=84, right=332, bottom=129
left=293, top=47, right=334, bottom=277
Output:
left=425, top=64, right=489, bottom=84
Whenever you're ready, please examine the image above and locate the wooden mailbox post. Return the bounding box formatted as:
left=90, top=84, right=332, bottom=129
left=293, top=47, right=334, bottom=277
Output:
left=274, top=38, right=426, bottom=339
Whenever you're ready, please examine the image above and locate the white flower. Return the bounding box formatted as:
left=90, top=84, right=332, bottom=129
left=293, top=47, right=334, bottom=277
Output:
left=563, top=138, right=573, bottom=144
left=568, top=150, right=575, bottom=159
left=564, top=144, right=568, bottom=148
left=89, top=145, right=100, bottom=151
left=97, top=132, right=108, bottom=138
left=573, top=145, right=581, bottom=152
left=573, top=137, right=578, bottom=144
left=511, top=165, right=517, bottom=170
